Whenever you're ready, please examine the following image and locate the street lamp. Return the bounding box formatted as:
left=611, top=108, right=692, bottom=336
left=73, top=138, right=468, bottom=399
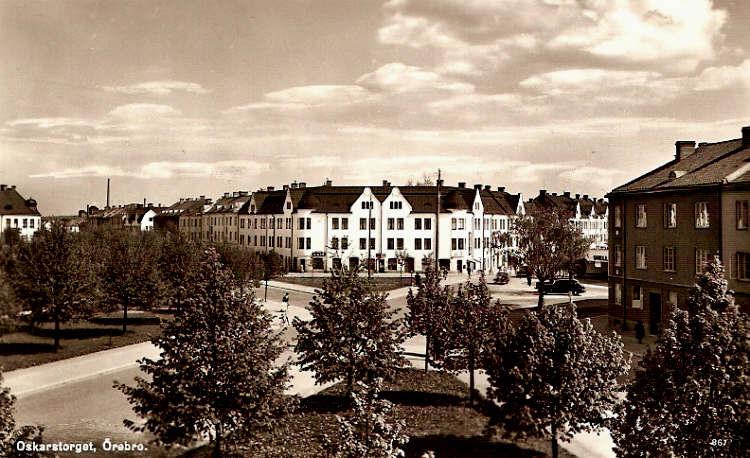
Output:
left=367, top=194, right=372, bottom=279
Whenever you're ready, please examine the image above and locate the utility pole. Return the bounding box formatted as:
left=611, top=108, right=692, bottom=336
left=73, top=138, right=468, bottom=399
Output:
left=435, top=169, right=441, bottom=271
left=367, top=193, right=372, bottom=279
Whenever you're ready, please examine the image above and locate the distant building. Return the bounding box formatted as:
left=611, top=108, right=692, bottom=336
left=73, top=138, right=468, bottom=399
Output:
left=0, top=184, right=41, bottom=241
left=85, top=202, right=166, bottom=232
left=158, top=196, right=212, bottom=238
left=607, top=126, right=750, bottom=335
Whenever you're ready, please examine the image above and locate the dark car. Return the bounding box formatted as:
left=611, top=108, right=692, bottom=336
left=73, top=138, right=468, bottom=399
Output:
left=542, top=279, right=586, bottom=296
left=493, top=271, right=510, bottom=285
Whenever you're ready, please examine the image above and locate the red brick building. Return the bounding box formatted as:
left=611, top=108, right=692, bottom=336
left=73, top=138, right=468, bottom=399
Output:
left=607, top=126, right=750, bottom=334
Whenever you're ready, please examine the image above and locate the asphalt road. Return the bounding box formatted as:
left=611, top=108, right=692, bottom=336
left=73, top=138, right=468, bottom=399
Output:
left=12, top=279, right=607, bottom=457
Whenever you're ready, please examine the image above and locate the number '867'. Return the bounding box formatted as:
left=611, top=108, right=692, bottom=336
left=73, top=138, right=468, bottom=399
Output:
left=710, top=439, right=728, bottom=447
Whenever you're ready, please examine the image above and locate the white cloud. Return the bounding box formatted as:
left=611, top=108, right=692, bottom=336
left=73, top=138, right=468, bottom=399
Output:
left=356, top=63, right=474, bottom=93
left=6, top=117, right=103, bottom=129
left=102, top=80, right=208, bottom=95
left=694, top=59, right=750, bottom=90
left=30, top=160, right=270, bottom=180
left=30, top=165, right=129, bottom=179
left=107, top=103, right=182, bottom=120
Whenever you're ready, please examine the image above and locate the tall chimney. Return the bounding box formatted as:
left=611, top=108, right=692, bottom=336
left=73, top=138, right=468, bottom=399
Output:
left=143, top=198, right=146, bottom=207
left=743, top=126, right=750, bottom=148
left=539, top=189, right=547, bottom=196
left=106, top=178, right=110, bottom=208
left=298, top=182, right=305, bottom=189
left=484, top=185, right=491, bottom=191
left=675, top=140, right=696, bottom=161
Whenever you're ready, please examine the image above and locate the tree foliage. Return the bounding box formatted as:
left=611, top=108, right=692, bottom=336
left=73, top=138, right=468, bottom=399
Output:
left=116, top=248, right=292, bottom=457
left=327, top=380, right=409, bottom=458
left=1, top=372, right=47, bottom=457
left=611, top=258, right=749, bottom=457
left=499, top=206, right=589, bottom=308
left=432, top=276, right=508, bottom=404
left=5, top=221, right=100, bottom=349
left=294, top=267, right=406, bottom=397
left=158, top=234, right=202, bottom=313
left=101, top=229, right=163, bottom=333
left=405, top=268, right=452, bottom=372
left=485, top=302, right=629, bottom=458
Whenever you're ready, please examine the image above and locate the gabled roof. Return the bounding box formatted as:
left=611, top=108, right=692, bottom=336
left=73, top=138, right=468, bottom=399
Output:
left=611, top=138, right=747, bottom=193
left=0, top=186, right=41, bottom=216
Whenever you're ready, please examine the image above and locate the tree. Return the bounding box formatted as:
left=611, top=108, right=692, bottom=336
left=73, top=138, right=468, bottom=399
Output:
left=405, top=268, right=452, bottom=372
left=214, top=242, right=262, bottom=288
left=1, top=372, right=47, bottom=457
left=294, top=267, right=406, bottom=397
left=485, top=302, right=629, bottom=458
left=259, top=251, right=287, bottom=301
left=611, top=258, right=749, bottom=457
left=500, top=206, right=589, bottom=309
left=158, top=233, right=202, bottom=313
left=327, top=380, right=409, bottom=458
left=6, top=221, right=100, bottom=350
left=115, top=248, right=292, bottom=457
left=101, top=229, right=162, bottom=333
left=433, top=276, right=508, bottom=405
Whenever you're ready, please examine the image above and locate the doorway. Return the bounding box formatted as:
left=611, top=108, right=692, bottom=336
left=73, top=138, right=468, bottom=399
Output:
left=648, top=292, right=662, bottom=335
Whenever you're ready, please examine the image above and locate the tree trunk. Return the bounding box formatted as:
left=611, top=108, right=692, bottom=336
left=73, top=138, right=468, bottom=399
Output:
left=424, top=334, right=430, bottom=373
left=122, top=303, right=128, bottom=334
left=53, top=312, right=60, bottom=352
left=537, top=286, right=545, bottom=309
left=264, top=278, right=268, bottom=301
left=346, top=367, right=354, bottom=398
left=469, top=352, right=475, bottom=405
left=212, top=425, right=222, bottom=458
left=551, top=423, right=559, bottom=458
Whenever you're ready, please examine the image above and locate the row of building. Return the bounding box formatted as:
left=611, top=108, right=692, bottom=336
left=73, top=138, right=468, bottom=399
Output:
left=607, top=125, right=750, bottom=332
left=75, top=181, right=608, bottom=275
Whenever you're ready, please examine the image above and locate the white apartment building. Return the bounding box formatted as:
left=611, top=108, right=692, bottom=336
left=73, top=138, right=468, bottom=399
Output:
left=236, top=180, right=524, bottom=273
left=527, top=190, right=609, bottom=249
left=0, top=184, right=41, bottom=241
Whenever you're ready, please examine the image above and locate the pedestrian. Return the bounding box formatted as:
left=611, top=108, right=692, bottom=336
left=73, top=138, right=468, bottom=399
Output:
left=415, top=272, right=422, bottom=287
left=442, top=267, right=448, bottom=281
left=280, top=292, right=290, bottom=326
left=526, top=274, right=532, bottom=287
left=635, top=320, right=645, bottom=344
left=467, top=264, right=472, bottom=277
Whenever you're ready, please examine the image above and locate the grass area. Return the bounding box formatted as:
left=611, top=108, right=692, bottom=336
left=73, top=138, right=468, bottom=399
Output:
left=0, top=311, right=168, bottom=371
left=281, top=275, right=415, bottom=292
left=185, top=368, right=574, bottom=458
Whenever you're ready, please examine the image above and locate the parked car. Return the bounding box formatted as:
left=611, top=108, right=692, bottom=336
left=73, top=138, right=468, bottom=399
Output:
left=493, top=271, right=510, bottom=285
left=541, top=279, right=586, bottom=296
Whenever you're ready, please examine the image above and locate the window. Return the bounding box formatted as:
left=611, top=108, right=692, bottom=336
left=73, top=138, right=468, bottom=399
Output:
left=424, top=238, right=431, bottom=250
left=360, top=218, right=366, bottom=230
left=396, top=238, right=404, bottom=250
left=635, top=204, right=647, bottom=228
left=261, top=219, right=266, bottom=229
left=451, top=238, right=457, bottom=250
left=695, top=202, right=709, bottom=228
left=332, top=218, right=339, bottom=230
left=387, top=218, right=394, bottom=230
left=29, top=219, right=34, bottom=229
left=306, top=238, right=311, bottom=249
left=451, top=218, right=457, bottom=230
left=341, top=218, right=348, bottom=230
left=254, top=235, right=258, bottom=246
left=277, top=236, right=282, bottom=247
left=458, top=238, right=465, bottom=250
left=298, top=217, right=304, bottom=229
left=261, top=236, right=266, bottom=246
left=735, top=252, right=749, bottom=280
left=254, top=218, right=258, bottom=229
left=240, top=218, right=245, bottom=229
left=298, top=237, right=305, bottom=249
left=614, top=245, right=622, bottom=267
left=387, top=238, right=394, bottom=250
left=458, top=218, right=465, bottom=230
left=635, top=246, right=647, bottom=269
left=22, top=219, right=27, bottom=228
left=695, top=249, right=712, bottom=273
left=663, top=247, right=676, bottom=272
left=424, top=218, right=431, bottom=230
left=306, top=218, right=311, bottom=230
left=737, top=200, right=748, bottom=230
left=632, top=286, right=642, bottom=309
left=287, top=202, right=291, bottom=209
left=362, top=201, right=373, bottom=210
left=397, top=218, right=404, bottom=230
left=614, top=283, right=622, bottom=305
left=369, top=238, right=375, bottom=249
left=360, top=238, right=366, bottom=250
left=341, top=237, right=348, bottom=249
left=663, top=203, right=677, bottom=228
left=414, top=238, right=422, bottom=250
left=370, top=218, right=376, bottom=230
left=414, top=218, right=422, bottom=230
left=389, top=201, right=402, bottom=209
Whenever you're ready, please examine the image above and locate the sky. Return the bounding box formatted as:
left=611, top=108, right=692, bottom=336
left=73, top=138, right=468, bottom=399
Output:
left=1, top=0, right=749, bottom=215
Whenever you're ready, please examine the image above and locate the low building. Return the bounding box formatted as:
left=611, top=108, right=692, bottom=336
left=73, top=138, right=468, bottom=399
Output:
left=0, top=184, right=41, bottom=241
left=607, top=126, right=750, bottom=334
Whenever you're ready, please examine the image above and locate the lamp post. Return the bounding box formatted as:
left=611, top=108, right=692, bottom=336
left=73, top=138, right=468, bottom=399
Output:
left=367, top=194, right=372, bottom=279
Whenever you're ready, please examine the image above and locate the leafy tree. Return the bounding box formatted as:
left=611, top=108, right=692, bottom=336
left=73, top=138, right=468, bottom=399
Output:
left=6, top=222, right=100, bottom=350
left=259, top=251, right=287, bottom=301
left=101, top=229, right=162, bottom=333
left=499, top=206, right=589, bottom=309
left=485, top=302, right=629, bottom=458
left=611, top=258, right=749, bottom=457
left=433, top=276, right=508, bottom=404
left=1, top=372, right=47, bottom=457
left=327, top=380, right=409, bottom=458
left=214, top=242, right=262, bottom=288
left=405, top=268, right=452, bottom=372
left=294, top=267, right=406, bottom=397
left=158, top=233, right=202, bottom=313
left=116, top=248, right=292, bottom=457
left=0, top=228, right=21, bottom=247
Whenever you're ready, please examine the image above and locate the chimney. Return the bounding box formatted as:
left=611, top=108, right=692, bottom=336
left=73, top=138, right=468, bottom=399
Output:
left=552, top=192, right=557, bottom=196
left=106, top=178, right=110, bottom=208
left=497, top=186, right=505, bottom=192
left=283, top=185, right=289, bottom=191
left=382, top=179, right=390, bottom=187
left=563, top=191, right=570, bottom=198
left=10, top=185, right=15, bottom=190
left=675, top=140, right=696, bottom=161
left=539, top=189, right=547, bottom=196
left=484, top=185, right=491, bottom=191
left=0, top=185, right=5, bottom=191
left=223, top=192, right=230, bottom=198
left=199, top=195, right=205, bottom=201
left=474, top=184, right=482, bottom=190
left=143, top=198, right=147, bottom=207
left=458, top=182, right=466, bottom=188
left=267, top=186, right=275, bottom=191
left=583, top=194, right=589, bottom=200
left=743, top=126, right=750, bottom=148
left=575, top=193, right=580, bottom=199
left=437, top=178, right=444, bottom=187
left=298, top=182, right=305, bottom=189
left=148, top=202, right=153, bottom=207
left=233, top=191, right=239, bottom=197
left=291, top=182, right=298, bottom=189
left=324, top=179, right=332, bottom=187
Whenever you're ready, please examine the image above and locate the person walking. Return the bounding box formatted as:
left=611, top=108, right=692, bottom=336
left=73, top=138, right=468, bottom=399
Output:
left=442, top=267, right=448, bottom=281
left=467, top=264, right=472, bottom=278
left=635, top=320, right=645, bottom=344
left=280, top=292, right=290, bottom=326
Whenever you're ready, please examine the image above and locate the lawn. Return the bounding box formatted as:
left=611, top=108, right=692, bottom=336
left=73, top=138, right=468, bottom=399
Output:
left=184, top=368, right=574, bottom=458
left=281, top=275, right=415, bottom=292
left=0, top=311, right=169, bottom=371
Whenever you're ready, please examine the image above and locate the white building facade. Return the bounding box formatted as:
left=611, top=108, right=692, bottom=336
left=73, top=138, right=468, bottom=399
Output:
left=0, top=184, right=41, bottom=241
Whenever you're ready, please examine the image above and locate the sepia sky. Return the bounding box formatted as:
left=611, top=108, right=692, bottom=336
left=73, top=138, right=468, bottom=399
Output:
left=1, top=0, right=749, bottom=215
